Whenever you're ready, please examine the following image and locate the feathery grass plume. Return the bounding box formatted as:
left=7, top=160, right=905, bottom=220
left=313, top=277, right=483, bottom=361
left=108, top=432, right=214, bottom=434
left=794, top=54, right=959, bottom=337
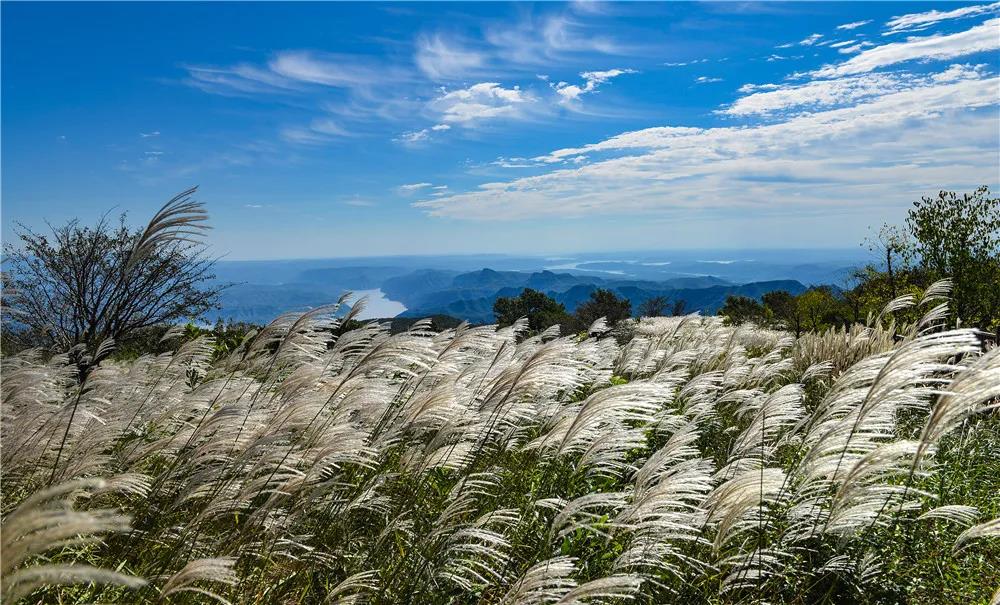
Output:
left=1, top=479, right=145, bottom=602
left=728, top=383, right=805, bottom=461
left=159, top=557, right=237, bottom=603
left=2, top=304, right=997, bottom=603
left=549, top=492, right=629, bottom=540
left=554, top=575, right=643, bottom=604
left=706, top=467, right=787, bottom=552
left=953, top=517, right=1000, bottom=554
left=499, top=556, right=578, bottom=605
left=871, top=292, right=917, bottom=329
left=919, top=504, right=981, bottom=526
left=917, top=346, right=1000, bottom=462
left=127, top=186, right=209, bottom=270
left=323, top=570, right=379, bottom=604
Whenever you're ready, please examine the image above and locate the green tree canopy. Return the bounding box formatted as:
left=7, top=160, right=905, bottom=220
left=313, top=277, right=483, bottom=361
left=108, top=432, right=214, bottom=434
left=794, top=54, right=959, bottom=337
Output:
left=575, top=288, right=632, bottom=329
left=762, top=290, right=803, bottom=336
left=717, top=295, right=767, bottom=326
left=493, top=288, right=574, bottom=334
left=906, top=186, right=1000, bottom=332
left=855, top=186, right=1000, bottom=334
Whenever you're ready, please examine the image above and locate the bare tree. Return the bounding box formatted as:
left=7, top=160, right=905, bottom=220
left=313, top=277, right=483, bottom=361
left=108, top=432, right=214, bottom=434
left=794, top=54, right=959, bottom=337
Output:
left=639, top=295, right=669, bottom=317
left=3, top=187, right=223, bottom=358
left=864, top=223, right=913, bottom=298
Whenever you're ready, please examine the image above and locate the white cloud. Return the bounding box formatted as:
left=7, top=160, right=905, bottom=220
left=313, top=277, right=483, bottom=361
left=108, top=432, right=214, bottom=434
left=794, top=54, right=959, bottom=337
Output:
left=799, top=33, right=824, bottom=46
left=695, top=76, right=723, bottom=84
left=837, top=20, right=872, bottom=31
left=398, top=182, right=434, bottom=192
left=931, top=62, right=989, bottom=82
left=415, top=34, right=486, bottom=81
left=493, top=156, right=536, bottom=168
left=720, top=64, right=987, bottom=117
left=431, top=124, right=451, bottom=131
left=552, top=68, right=636, bottom=102
left=395, top=129, right=430, bottom=144
left=417, top=76, right=998, bottom=221
left=140, top=131, right=160, bottom=138
left=281, top=117, right=351, bottom=145
left=268, top=51, right=382, bottom=87
left=206, top=63, right=298, bottom=94
left=485, top=14, right=626, bottom=66
left=837, top=41, right=875, bottom=54
left=344, top=196, right=376, bottom=207
left=430, top=82, right=531, bottom=124
left=738, top=83, right=780, bottom=94
left=664, top=59, right=709, bottom=67
left=244, top=204, right=264, bottom=209
left=885, top=2, right=1000, bottom=34
left=814, top=18, right=1000, bottom=78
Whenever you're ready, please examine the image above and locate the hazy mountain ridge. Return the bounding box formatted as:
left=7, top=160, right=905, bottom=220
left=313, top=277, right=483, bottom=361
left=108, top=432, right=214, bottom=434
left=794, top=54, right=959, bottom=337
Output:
left=205, top=252, right=859, bottom=324
left=399, top=278, right=807, bottom=323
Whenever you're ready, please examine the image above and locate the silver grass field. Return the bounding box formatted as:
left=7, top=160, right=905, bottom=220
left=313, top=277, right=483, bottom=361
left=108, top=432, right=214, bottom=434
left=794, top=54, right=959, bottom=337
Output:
left=2, top=290, right=999, bottom=603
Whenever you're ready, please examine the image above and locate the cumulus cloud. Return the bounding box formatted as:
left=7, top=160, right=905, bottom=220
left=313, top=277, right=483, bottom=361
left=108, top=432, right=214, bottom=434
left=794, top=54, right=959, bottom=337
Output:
left=430, top=82, right=531, bottom=124
left=695, top=76, right=723, bottom=84
left=416, top=75, right=998, bottom=221
left=885, top=2, right=1000, bottom=34
left=813, top=18, right=1000, bottom=78
left=799, top=33, right=824, bottom=46
left=837, top=20, right=872, bottom=31
left=552, top=68, right=636, bottom=102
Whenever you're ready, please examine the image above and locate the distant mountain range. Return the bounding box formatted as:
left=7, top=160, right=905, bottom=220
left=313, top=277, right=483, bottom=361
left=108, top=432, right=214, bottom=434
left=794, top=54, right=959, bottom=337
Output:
left=203, top=250, right=860, bottom=325
left=379, top=268, right=805, bottom=323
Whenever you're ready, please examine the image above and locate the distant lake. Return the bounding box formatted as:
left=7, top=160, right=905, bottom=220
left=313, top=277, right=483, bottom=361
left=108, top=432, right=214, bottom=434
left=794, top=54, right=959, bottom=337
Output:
left=351, top=288, right=406, bottom=320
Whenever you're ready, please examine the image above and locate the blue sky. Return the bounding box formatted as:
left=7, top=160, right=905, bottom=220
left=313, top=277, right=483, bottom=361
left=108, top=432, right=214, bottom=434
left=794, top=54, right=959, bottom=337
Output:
left=2, top=1, right=998, bottom=259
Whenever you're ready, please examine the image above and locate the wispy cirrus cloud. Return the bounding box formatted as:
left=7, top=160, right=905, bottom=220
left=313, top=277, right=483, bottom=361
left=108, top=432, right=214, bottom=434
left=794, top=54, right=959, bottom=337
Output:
left=484, top=13, right=630, bottom=67
left=414, top=34, right=487, bottom=81
left=268, top=51, right=387, bottom=88
left=837, top=20, right=872, bottom=31
left=813, top=18, right=999, bottom=78
left=397, top=182, right=434, bottom=193
left=836, top=41, right=875, bottom=54
left=394, top=123, right=451, bottom=145
left=884, top=2, right=1000, bottom=34
left=799, top=33, right=824, bottom=46
left=720, top=63, right=986, bottom=117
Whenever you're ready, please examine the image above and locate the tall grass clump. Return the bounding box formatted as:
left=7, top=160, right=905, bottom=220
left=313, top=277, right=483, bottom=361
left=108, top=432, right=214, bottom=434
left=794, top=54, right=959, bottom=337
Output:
left=2, top=286, right=998, bottom=604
